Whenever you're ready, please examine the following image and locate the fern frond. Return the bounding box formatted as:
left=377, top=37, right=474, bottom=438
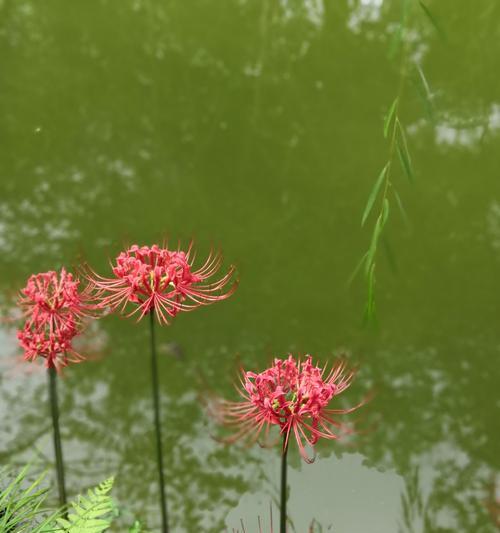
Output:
left=55, top=477, right=115, bottom=533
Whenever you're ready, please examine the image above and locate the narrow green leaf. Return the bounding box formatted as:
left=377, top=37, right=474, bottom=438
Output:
left=397, top=143, right=413, bottom=182
left=396, top=119, right=411, bottom=159
left=381, top=197, right=390, bottom=226
left=365, top=216, right=381, bottom=278
left=418, top=1, right=446, bottom=41
left=364, top=262, right=376, bottom=321
left=384, top=98, right=398, bottom=138
left=416, top=65, right=431, bottom=99
left=361, top=163, right=389, bottom=227
left=364, top=198, right=390, bottom=278
left=347, top=251, right=369, bottom=288
left=393, top=188, right=409, bottom=225
left=0, top=464, right=29, bottom=506
left=396, top=119, right=414, bottom=181
left=412, top=65, right=435, bottom=122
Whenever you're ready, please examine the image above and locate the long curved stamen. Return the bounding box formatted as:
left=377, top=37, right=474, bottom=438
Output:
left=17, top=268, right=93, bottom=370
left=86, top=243, right=237, bottom=324
left=214, top=355, right=363, bottom=464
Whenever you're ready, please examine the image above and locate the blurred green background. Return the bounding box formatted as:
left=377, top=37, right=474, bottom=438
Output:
left=1, top=0, right=499, bottom=531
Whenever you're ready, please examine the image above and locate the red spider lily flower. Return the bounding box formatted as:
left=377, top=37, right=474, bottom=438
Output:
left=17, top=318, right=84, bottom=370
left=18, top=267, right=94, bottom=331
left=17, top=268, right=94, bottom=370
left=216, top=355, right=363, bottom=463
left=86, top=243, right=237, bottom=324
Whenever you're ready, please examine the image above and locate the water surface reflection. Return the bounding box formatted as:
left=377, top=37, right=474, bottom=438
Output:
left=1, top=0, right=499, bottom=531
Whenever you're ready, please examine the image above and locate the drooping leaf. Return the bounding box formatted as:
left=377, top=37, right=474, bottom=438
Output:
left=365, top=218, right=381, bottom=278
left=365, top=199, right=390, bottom=278
left=396, top=119, right=414, bottom=181
left=416, top=65, right=432, bottom=101
left=364, top=262, right=376, bottom=321
left=412, top=65, right=435, bottom=122
left=362, top=200, right=390, bottom=324
left=418, top=1, right=446, bottom=41
left=384, top=98, right=398, bottom=138
left=397, top=143, right=413, bottom=182
left=381, top=197, right=390, bottom=226
left=361, top=163, right=389, bottom=227
left=347, top=251, right=369, bottom=287
left=393, top=188, right=409, bottom=225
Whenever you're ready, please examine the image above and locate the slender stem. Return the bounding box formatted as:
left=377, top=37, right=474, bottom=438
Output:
left=280, top=436, right=289, bottom=533
left=48, top=366, right=67, bottom=510
left=149, top=312, right=169, bottom=533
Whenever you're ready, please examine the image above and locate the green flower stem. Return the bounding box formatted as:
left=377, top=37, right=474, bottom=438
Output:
left=149, top=311, right=169, bottom=533
left=280, top=435, right=289, bottom=533
left=48, top=365, right=67, bottom=511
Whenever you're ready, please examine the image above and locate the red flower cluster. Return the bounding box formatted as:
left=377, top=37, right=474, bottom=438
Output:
left=218, top=355, right=361, bottom=462
left=17, top=268, right=93, bottom=370
left=87, top=244, right=237, bottom=324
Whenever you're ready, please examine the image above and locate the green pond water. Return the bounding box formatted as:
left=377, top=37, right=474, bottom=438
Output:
left=1, top=0, right=499, bottom=531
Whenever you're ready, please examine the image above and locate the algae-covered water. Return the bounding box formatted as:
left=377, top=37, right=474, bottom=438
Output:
left=1, top=1, right=499, bottom=531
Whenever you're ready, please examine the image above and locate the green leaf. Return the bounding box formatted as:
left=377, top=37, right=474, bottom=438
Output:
left=361, top=163, right=389, bottom=227
left=416, top=65, right=431, bottom=101
left=393, top=188, right=409, bottom=225
left=412, top=65, right=435, bottom=122
left=381, top=197, right=390, bottom=226
left=53, top=477, right=115, bottom=533
left=418, top=1, right=446, bottom=41
left=0, top=464, right=61, bottom=533
left=396, top=119, right=414, bottom=181
left=364, top=262, right=376, bottom=321
left=347, top=251, right=369, bottom=288
left=365, top=218, right=380, bottom=278
left=397, top=143, right=413, bottom=182
left=55, top=518, right=73, bottom=529
left=364, top=199, right=390, bottom=278
left=384, top=98, right=398, bottom=138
